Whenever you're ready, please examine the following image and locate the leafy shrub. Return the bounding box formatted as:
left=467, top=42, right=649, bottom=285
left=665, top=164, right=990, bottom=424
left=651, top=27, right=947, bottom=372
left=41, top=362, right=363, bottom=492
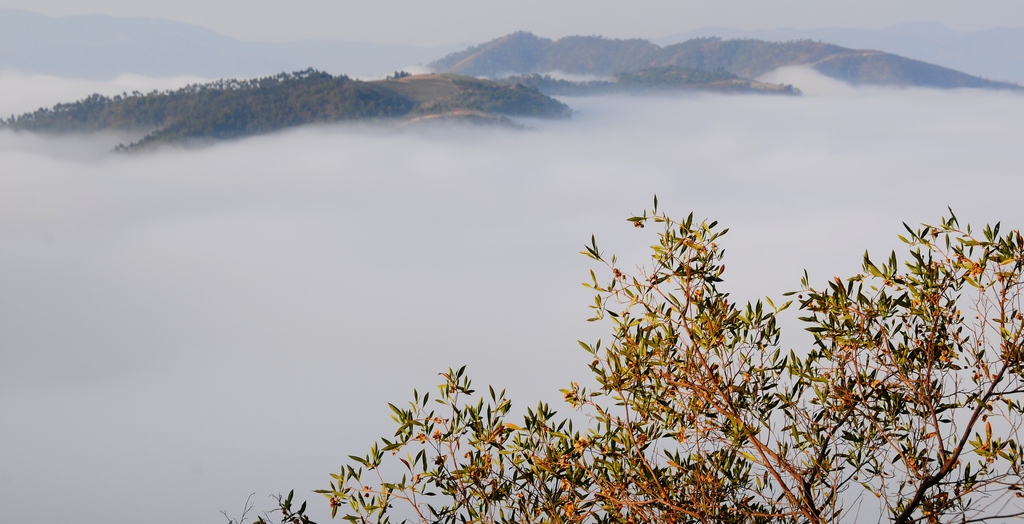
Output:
left=319, top=202, right=1024, bottom=524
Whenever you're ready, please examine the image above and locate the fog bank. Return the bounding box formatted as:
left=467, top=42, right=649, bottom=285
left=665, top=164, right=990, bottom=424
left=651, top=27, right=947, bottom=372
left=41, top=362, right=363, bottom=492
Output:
left=2, top=71, right=1024, bottom=522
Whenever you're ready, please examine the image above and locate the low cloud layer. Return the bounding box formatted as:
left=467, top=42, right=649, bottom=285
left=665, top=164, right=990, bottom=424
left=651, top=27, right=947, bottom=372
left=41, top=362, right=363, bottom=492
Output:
left=3, top=70, right=1024, bottom=523
left=0, top=71, right=211, bottom=119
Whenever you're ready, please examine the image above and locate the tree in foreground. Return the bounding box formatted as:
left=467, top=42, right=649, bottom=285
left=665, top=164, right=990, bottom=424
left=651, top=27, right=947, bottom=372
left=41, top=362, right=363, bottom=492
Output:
left=318, top=203, right=1024, bottom=523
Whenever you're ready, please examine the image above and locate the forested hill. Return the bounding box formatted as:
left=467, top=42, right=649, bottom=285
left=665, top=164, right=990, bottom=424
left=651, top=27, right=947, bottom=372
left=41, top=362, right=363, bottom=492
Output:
left=431, top=32, right=1023, bottom=90
left=0, top=69, right=571, bottom=150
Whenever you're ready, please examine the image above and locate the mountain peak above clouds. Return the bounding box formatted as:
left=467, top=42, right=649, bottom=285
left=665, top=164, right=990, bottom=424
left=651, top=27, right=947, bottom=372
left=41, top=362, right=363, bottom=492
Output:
left=430, top=31, right=1022, bottom=90
left=655, top=23, right=1024, bottom=83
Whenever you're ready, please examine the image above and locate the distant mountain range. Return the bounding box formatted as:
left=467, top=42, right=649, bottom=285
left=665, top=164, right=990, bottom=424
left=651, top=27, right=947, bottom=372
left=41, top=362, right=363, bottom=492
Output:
left=431, top=32, right=1021, bottom=91
left=4, top=10, right=1023, bottom=151
left=0, top=8, right=464, bottom=79
left=2, top=9, right=1023, bottom=89
left=1, top=71, right=571, bottom=149
left=656, top=22, right=1024, bottom=84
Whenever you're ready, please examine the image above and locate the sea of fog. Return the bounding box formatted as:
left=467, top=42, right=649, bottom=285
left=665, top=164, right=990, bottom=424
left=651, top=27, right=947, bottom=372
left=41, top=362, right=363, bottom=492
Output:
left=2, top=68, right=1024, bottom=523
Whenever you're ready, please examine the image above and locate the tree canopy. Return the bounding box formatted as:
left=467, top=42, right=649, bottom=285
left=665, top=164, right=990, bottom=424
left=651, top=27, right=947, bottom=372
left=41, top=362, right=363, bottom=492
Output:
left=316, top=204, right=1024, bottom=524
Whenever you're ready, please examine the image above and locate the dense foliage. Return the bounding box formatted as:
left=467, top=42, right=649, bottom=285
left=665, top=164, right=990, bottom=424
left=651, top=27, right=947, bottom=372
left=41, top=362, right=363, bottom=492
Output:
left=319, top=205, right=1024, bottom=523
left=432, top=33, right=1022, bottom=90
left=0, top=69, right=570, bottom=150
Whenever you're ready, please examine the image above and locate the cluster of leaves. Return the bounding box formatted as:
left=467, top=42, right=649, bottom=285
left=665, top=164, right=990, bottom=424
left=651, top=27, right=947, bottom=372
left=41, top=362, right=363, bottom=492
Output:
left=223, top=491, right=317, bottom=524
left=320, top=203, right=1024, bottom=523
left=1, top=69, right=570, bottom=150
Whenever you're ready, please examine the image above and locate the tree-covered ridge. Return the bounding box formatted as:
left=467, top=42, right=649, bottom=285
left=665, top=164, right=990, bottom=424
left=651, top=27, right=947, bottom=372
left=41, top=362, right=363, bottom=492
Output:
left=431, top=32, right=1024, bottom=90
left=502, top=66, right=800, bottom=96
left=0, top=69, right=571, bottom=150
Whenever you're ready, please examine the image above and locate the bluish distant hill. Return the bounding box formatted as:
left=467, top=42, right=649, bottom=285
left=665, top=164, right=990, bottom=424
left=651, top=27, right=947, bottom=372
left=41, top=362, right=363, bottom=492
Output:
left=656, top=22, right=1024, bottom=84
left=0, top=9, right=463, bottom=79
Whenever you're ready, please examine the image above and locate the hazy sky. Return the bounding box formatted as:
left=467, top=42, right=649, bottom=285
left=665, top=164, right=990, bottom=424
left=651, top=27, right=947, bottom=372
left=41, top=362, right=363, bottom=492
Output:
left=4, top=3, right=1024, bottom=523
left=3, top=0, right=1024, bottom=44
left=4, top=68, right=1024, bottom=523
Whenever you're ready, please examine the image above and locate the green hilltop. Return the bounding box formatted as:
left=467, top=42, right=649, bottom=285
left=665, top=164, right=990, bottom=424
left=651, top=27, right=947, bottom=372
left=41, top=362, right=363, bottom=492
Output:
left=0, top=69, right=572, bottom=150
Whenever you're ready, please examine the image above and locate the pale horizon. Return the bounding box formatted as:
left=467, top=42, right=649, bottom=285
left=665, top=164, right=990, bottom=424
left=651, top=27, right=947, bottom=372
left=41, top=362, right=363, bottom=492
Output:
left=2, top=1, right=1023, bottom=46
